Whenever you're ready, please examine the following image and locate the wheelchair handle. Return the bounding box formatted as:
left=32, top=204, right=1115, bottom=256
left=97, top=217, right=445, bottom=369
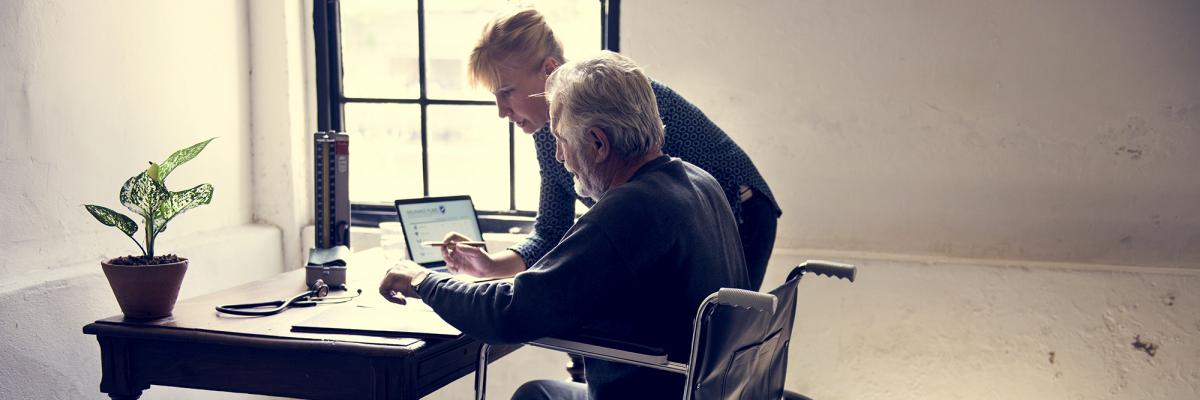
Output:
left=714, top=288, right=777, bottom=314
left=800, top=260, right=857, bottom=282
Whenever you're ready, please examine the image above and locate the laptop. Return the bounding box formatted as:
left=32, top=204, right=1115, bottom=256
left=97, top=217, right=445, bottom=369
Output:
left=393, top=195, right=487, bottom=271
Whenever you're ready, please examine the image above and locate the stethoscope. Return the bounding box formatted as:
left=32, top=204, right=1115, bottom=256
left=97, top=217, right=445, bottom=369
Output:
left=215, top=279, right=362, bottom=317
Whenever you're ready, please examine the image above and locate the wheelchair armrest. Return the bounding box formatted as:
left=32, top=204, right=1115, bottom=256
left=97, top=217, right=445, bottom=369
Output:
left=530, top=333, right=672, bottom=369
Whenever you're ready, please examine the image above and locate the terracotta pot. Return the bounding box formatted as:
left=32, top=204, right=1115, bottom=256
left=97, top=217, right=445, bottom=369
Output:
left=101, top=258, right=188, bottom=320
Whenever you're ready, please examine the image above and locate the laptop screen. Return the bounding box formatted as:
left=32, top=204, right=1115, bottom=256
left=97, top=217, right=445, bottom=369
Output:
left=394, top=196, right=484, bottom=268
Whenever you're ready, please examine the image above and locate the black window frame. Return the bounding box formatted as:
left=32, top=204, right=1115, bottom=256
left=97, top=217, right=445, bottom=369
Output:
left=314, top=0, right=620, bottom=232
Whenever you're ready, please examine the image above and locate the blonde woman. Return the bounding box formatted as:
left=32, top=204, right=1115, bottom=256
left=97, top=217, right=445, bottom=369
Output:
left=442, top=8, right=780, bottom=292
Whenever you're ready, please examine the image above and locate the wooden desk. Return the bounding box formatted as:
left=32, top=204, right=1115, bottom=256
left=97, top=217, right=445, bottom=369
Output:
left=82, top=249, right=516, bottom=400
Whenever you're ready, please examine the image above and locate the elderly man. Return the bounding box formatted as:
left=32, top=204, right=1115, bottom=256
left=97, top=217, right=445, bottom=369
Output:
left=445, top=7, right=779, bottom=293
left=379, top=51, right=749, bottom=400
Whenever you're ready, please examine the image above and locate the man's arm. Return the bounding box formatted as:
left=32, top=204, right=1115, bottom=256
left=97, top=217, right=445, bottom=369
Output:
left=417, top=219, right=626, bottom=344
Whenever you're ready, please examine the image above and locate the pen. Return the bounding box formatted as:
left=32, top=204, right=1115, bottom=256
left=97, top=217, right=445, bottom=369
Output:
left=421, top=241, right=486, bottom=247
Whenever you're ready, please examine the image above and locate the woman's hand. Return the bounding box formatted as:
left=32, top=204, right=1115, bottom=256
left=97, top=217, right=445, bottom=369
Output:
left=440, top=232, right=497, bottom=277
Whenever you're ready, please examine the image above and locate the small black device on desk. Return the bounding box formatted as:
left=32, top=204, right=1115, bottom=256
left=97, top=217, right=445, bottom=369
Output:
left=306, top=245, right=351, bottom=288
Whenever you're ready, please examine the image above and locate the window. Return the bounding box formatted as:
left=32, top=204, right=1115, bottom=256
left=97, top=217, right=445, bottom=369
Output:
left=314, top=0, right=620, bottom=230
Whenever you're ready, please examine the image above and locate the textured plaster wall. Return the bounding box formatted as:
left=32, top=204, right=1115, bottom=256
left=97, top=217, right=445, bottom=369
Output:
left=249, top=0, right=316, bottom=272
left=0, top=1, right=308, bottom=399
left=769, top=251, right=1199, bottom=399
left=623, top=0, right=1200, bottom=269
left=0, top=0, right=256, bottom=271
left=612, top=0, right=1200, bottom=398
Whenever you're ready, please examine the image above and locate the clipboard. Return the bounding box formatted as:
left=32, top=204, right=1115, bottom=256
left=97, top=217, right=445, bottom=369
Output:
left=291, top=304, right=461, bottom=339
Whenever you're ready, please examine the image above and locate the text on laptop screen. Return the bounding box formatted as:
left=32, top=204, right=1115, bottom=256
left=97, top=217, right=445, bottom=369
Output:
left=395, top=198, right=482, bottom=265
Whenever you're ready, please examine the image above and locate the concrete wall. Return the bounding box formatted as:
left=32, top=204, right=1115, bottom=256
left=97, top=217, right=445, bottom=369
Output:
left=624, top=0, right=1200, bottom=269
left=616, top=0, right=1200, bottom=398
left=0, top=1, right=313, bottom=399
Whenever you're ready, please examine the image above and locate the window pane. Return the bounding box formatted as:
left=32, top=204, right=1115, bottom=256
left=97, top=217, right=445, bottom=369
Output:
left=514, top=132, right=588, bottom=215
left=345, top=103, right=422, bottom=204
left=427, top=105, right=509, bottom=210
left=425, top=1, right=602, bottom=100
left=341, top=2, right=419, bottom=99
left=529, top=0, right=604, bottom=61
left=513, top=130, right=541, bottom=211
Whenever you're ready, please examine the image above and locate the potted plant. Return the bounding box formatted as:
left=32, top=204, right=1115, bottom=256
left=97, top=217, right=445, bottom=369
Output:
left=84, top=138, right=216, bottom=319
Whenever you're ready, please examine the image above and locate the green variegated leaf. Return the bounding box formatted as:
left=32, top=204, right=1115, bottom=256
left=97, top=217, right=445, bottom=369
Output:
left=147, top=162, right=161, bottom=182
left=120, top=170, right=169, bottom=218
left=94, top=138, right=216, bottom=258
left=84, top=204, right=139, bottom=237
left=153, top=183, right=214, bottom=235
left=157, top=137, right=215, bottom=182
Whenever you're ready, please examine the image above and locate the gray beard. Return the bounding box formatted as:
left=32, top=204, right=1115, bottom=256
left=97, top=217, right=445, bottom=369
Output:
left=571, top=148, right=607, bottom=202
left=574, top=176, right=600, bottom=202
left=573, top=171, right=604, bottom=202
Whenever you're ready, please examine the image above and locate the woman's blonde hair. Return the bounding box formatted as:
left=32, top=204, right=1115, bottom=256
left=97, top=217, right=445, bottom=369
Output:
left=469, top=7, right=565, bottom=91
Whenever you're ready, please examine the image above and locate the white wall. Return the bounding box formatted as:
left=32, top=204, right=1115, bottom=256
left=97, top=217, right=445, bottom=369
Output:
left=767, top=251, right=1199, bottom=399
left=0, top=1, right=312, bottom=399
left=624, top=0, right=1200, bottom=269
left=249, top=0, right=315, bottom=272
left=1, top=0, right=256, bottom=267
left=615, top=0, right=1200, bottom=398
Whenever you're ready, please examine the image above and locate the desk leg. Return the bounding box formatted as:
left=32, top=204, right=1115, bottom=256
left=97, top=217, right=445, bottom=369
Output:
left=96, top=336, right=148, bottom=399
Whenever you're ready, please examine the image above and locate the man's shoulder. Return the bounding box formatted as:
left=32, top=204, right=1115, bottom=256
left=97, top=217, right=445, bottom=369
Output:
left=592, top=159, right=713, bottom=212
left=647, top=157, right=722, bottom=190
left=585, top=182, right=661, bottom=218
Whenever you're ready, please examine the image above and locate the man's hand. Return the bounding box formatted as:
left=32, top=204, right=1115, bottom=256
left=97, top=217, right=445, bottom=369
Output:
left=379, top=260, right=427, bottom=305
left=440, top=232, right=498, bottom=277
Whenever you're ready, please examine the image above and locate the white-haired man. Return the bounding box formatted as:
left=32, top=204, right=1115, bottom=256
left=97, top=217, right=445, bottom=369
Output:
left=448, top=7, right=780, bottom=293
left=380, top=51, right=749, bottom=400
